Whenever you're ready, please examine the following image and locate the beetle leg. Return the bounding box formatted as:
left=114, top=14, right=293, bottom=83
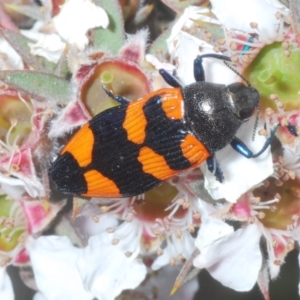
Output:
left=206, top=155, right=214, bottom=172
left=158, top=69, right=182, bottom=88
left=230, top=137, right=253, bottom=158
left=231, top=123, right=298, bottom=158
left=230, top=124, right=279, bottom=158
left=206, top=155, right=224, bottom=182
left=215, top=160, right=224, bottom=182
left=102, top=84, right=129, bottom=105
left=194, top=54, right=232, bottom=82
left=193, top=56, right=205, bottom=82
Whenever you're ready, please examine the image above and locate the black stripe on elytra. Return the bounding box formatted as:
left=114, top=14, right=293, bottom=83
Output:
left=142, top=95, right=191, bottom=170
left=86, top=103, right=161, bottom=196
left=49, top=151, right=88, bottom=195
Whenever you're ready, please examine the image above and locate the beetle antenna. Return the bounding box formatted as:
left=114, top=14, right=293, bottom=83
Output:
left=252, top=106, right=260, bottom=141
left=223, top=61, right=252, bottom=87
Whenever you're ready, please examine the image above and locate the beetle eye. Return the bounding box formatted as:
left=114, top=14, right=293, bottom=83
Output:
left=239, top=107, right=254, bottom=120
left=228, top=82, right=245, bottom=93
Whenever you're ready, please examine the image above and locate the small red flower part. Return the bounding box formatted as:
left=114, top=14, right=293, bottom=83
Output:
left=50, top=32, right=152, bottom=138
left=0, top=194, right=64, bottom=267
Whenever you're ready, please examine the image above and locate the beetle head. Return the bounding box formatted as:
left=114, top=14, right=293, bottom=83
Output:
left=227, top=82, right=260, bottom=121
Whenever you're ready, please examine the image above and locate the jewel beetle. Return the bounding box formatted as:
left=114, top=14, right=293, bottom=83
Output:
left=48, top=53, right=296, bottom=198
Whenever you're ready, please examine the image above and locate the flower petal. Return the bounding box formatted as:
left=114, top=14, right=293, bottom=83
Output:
left=0, top=174, right=27, bottom=200
left=152, top=231, right=195, bottom=271
left=0, top=37, right=23, bottom=70
left=27, top=236, right=93, bottom=300
left=194, top=224, right=262, bottom=291
left=33, top=292, right=48, bottom=300
left=166, top=6, right=236, bottom=86
left=77, top=234, right=147, bottom=300
left=28, top=34, right=66, bottom=63
left=195, top=215, right=234, bottom=251
left=211, top=0, right=289, bottom=44
left=53, top=0, right=109, bottom=50
left=73, top=201, right=118, bottom=242
left=0, top=267, right=14, bottom=300
left=169, top=32, right=235, bottom=86
left=21, top=199, right=66, bottom=234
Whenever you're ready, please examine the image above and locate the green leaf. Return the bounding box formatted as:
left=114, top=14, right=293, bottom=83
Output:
left=0, top=25, right=55, bottom=73
left=148, top=28, right=171, bottom=55
left=92, top=0, right=125, bottom=54
left=0, top=71, right=74, bottom=105
left=0, top=25, right=56, bottom=73
left=54, top=45, right=71, bottom=79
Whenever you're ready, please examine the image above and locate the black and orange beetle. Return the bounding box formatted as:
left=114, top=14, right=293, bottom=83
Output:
left=49, top=54, right=296, bottom=198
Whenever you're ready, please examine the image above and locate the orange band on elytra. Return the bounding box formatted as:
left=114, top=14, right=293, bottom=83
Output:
left=83, top=169, right=120, bottom=197
left=138, top=146, right=178, bottom=181
left=123, top=88, right=183, bottom=144
left=61, top=123, right=94, bottom=168
left=160, top=89, right=184, bottom=120
left=180, top=134, right=210, bottom=167
left=123, top=98, right=148, bottom=145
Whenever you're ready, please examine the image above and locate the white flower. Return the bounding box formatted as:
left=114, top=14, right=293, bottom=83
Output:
left=0, top=267, right=14, bottom=300
left=167, top=6, right=230, bottom=86
left=21, top=20, right=65, bottom=64
left=0, top=174, right=30, bottom=200
left=145, top=54, right=176, bottom=73
left=210, top=191, right=297, bottom=282
left=211, top=0, right=289, bottom=44
left=194, top=220, right=262, bottom=291
left=195, top=215, right=234, bottom=250
left=0, top=38, right=23, bottom=71
left=28, top=34, right=66, bottom=63
left=279, top=147, right=300, bottom=179
left=27, top=234, right=147, bottom=300
left=77, top=234, right=146, bottom=299
left=53, top=0, right=109, bottom=50
left=0, top=148, right=45, bottom=199
left=27, top=236, right=93, bottom=300
left=73, top=203, right=119, bottom=242
left=33, top=292, right=47, bottom=300
left=151, top=227, right=195, bottom=271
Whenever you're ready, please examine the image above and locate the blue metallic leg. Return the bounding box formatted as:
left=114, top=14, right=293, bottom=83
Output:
left=102, top=84, right=129, bottom=105
left=207, top=155, right=224, bottom=182
left=231, top=123, right=298, bottom=158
